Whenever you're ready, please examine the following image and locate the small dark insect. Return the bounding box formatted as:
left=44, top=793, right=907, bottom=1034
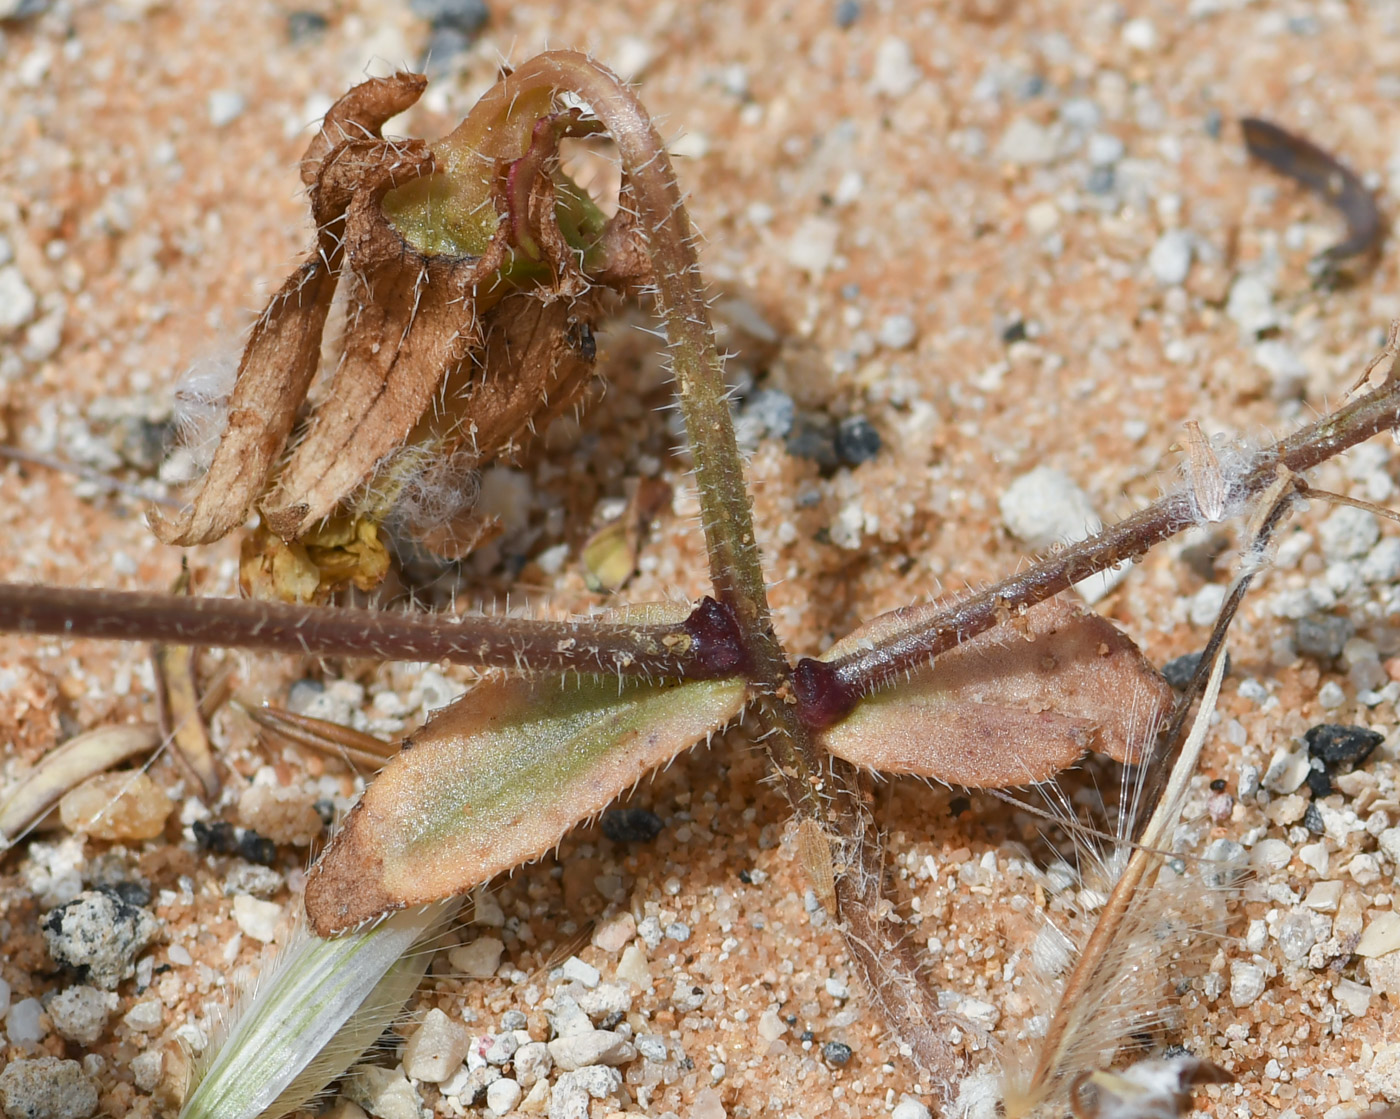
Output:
left=1240, top=116, right=1384, bottom=277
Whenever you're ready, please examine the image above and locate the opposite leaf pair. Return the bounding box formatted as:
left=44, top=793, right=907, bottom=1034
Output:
left=305, top=596, right=1173, bottom=934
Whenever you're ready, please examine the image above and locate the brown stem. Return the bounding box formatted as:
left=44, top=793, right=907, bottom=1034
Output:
left=798, top=372, right=1400, bottom=727
left=0, top=585, right=725, bottom=679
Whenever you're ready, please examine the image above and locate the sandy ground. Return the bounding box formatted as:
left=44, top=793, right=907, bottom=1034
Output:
left=3, top=1, right=1400, bottom=1117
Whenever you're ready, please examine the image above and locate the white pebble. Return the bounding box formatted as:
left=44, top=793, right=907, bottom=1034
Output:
left=560, top=956, right=600, bottom=989
left=1318, top=680, right=1347, bottom=710
left=231, top=895, right=282, bottom=943
left=1121, top=17, right=1157, bottom=50
left=513, top=1042, right=552, bottom=1089
left=1252, top=338, right=1306, bottom=399
left=1250, top=838, right=1294, bottom=871
left=1229, top=960, right=1266, bottom=1007
left=1358, top=912, right=1400, bottom=957
left=1227, top=275, right=1278, bottom=337
left=207, top=89, right=246, bottom=127
left=122, top=1000, right=164, bottom=1033
left=757, top=1008, right=786, bottom=1042
left=1320, top=506, right=1382, bottom=562
left=786, top=217, right=840, bottom=277
left=0, top=266, right=37, bottom=337
left=1148, top=230, right=1193, bottom=286
left=893, top=1100, right=933, bottom=1119
left=403, top=1008, right=470, bottom=1083
left=877, top=314, right=918, bottom=351
left=1188, top=583, right=1227, bottom=627
left=1000, top=466, right=1125, bottom=603
left=1335, top=978, right=1373, bottom=1017
left=486, top=1077, right=522, bottom=1116
left=995, top=117, right=1059, bottom=166
left=547, top=1029, right=636, bottom=1071
left=1086, top=132, right=1125, bottom=167
left=5, top=998, right=44, bottom=1043
left=615, top=944, right=652, bottom=990
left=449, top=936, right=504, bottom=979
left=869, top=37, right=922, bottom=98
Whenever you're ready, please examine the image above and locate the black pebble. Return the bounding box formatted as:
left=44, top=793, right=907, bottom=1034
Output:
left=1304, top=723, right=1384, bottom=772
left=1209, top=778, right=1227, bottom=792
left=738, top=869, right=754, bottom=885
left=833, top=0, right=860, bottom=28
left=822, top=1041, right=854, bottom=1067
left=601, top=808, right=666, bottom=843
left=1303, top=802, right=1326, bottom=834
left=1305, top=765, right=1333, bottom=799
left=104, top=881, right=152, bottom=908
left=238, top=830, right=279, bottom=866
left=835, top=416, right=882, bottom=466
left=192, top=819, right=279, bottom=865
left=286, top=10, right=328, bottom=43
left=410, top=0, right=489, bottom=32
left=1000, top=319, right=1028, bottom=344
left=786, top=413, right=841, bottom=472
left=192, top=819, right=238, bottom=855
left=1161, top=650, right=1231, bottom=690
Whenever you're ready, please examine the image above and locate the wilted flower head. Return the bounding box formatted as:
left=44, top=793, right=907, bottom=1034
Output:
left=152, top=70, right=649, bottom=600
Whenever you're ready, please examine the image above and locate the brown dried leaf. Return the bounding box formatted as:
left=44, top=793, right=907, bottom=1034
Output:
left=819, top=598, right=1173, bottom=787
left=0, top=723, right=161, bottom=845
left=237, top=701, right=397, bottom=772
left=152, top=73, right=429, bottom=546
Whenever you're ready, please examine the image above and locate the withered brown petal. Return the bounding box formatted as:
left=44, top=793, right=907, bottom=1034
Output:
left=303, top=670, right=746, bottom=935
left=152, top=73, right=431, bottom=547
left=259, top=171, right=502, bottom=540
left=820, top=598, right=1173, bottom=787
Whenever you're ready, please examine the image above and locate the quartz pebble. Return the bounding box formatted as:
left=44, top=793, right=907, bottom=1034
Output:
left=591, top=913, right=636, bottom=953
left=560, top=956, right=600, bottom=988
left=207, top=89, right=245, bottom=127
left=615, top=943, right=652, bottom=990
left=1358, top=912, right=1400, bottom=957
left=1229, top=960, right=1266, bottom=1007
left=450, top=936, right=504, bottom=978
left=59, top=772, right=173, bottom=841
left=0, top=266, right=37, bottom=337
left=486, top=1077, right=522, bottom=1116
left=999, top=466, right=1124, bottom=603
left=6, top=997, right=44, bottom=1043
left=877, top=314, right=917, bottom=350
left=547, top=1029, right=636, bottom=1071
left=757, top=1007, right=786, bottom=1042
left=1334, top=978, right=1373, bottom=1017
left=122, top=999, right=164, bottom=1032
left=404, top=1008, right=470, bottom=1083
left=0, top=1057, right=98, bottom=1119
left=346, top=1065, right=420, bottom=1119
left=231, top=895, right=282, bottom=943
left=42, top=890, right=158, bottom=989
left=1148, top=230, right=1192, bottom=286
left=892, top=1101, right=933, bottom=1119
left=1320, top=506, right=1381, bottom=562
left=869, top=37, right=921, bottom=98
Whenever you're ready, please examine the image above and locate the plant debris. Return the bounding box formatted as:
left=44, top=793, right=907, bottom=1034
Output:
left=1241, top=116, right=1384, bottom=279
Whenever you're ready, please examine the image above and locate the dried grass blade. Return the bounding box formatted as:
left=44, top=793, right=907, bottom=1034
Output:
left=238, top=702, right=398, bottom=771
left=179, top=898, right=459, bottom=1119
left=153, top=569, right=222, bottom=800
left=0, top=723, right=161, bottom=845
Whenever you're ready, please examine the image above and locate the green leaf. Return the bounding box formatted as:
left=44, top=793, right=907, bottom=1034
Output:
left=305, top=670, right=746, bottom=935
